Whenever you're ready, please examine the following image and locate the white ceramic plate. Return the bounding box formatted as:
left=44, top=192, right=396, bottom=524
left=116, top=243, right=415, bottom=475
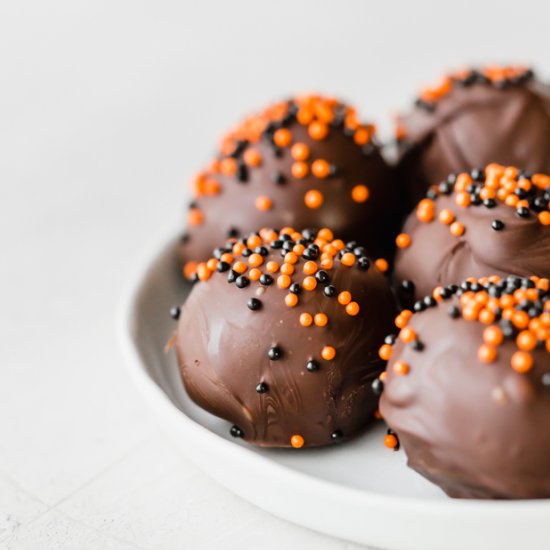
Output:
left=117, top=230, right=550, bottom=550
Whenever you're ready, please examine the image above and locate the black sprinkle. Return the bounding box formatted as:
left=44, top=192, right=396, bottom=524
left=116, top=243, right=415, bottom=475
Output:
left=256, top=382, right=269, bottom=393
left=401, top=280, right=415, bottom=293
left=371, top=378, right=384, bottom=395
left=230, top=425, right=244, bottom=438
left=491, top=219, right=505, bottom=231
left=357, top=256, right=370, bottom=270
left=236, top=276, right=249, bottom=288
left=260, top=274, right=273, bottom=286
left=324, top=285, right=336, bottom=297
left=330, top=430, right=343, bottom=441
left=289, top=283, right=301, bottom=294
left=268, top=346, right=282, bottom=360
left=247, top=298, right=261, bottom=311
left=315, top=270, right=329, bottom=283
left=306, top=359, right=320, bottom=372
left=169, top=306, right=181, bottom=320
left=448, top=305, right=460, bottom=319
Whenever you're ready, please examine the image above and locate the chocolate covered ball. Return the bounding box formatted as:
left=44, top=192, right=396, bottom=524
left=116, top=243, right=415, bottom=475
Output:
left=394, top=163, right=550, bottom=305
left=180, top=95, right=396, bottom=278
left=396, top=66, right=550, bottom=212
left=173, top=227, right=397, bottom=448
left=378, top=275, right=550, bottom=499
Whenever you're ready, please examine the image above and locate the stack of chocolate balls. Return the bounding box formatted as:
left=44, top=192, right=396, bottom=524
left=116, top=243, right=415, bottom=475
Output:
left=167, top=67, right=550, bottom=498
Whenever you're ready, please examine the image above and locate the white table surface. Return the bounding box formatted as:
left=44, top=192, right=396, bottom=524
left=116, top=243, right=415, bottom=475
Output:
left=2, top=1, right=550, bottom=548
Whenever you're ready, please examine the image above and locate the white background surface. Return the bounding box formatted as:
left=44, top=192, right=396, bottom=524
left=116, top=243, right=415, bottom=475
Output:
left=2, top=1, right=550, bottom=548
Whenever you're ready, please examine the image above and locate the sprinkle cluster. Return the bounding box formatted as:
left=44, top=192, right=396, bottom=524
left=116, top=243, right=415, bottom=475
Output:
left=375, top=275, right=550, bottom=449
left=397, top=163, right=550, bottom=249
left=178, top=227, right=388, bottom=448
left=184, top=95, right=378, bottom=243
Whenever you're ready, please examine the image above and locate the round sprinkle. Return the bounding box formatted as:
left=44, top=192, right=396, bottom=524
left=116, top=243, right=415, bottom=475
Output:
left=230, top=425, right=244, bottom=438
left=538, top=211, right=550, bottom=225
left=308, top=121, right=328, bottom=140
left=300, top=313, right=313, bottom=327
left=375, top=258, right=389, bottom=272
left=266, top=261, right=279, bottom=273
left=290, top=435, right=305, bottom=448
left=311, top=159, right=331, bottom=179
left=304, top=189, right=324, bottom=209
left=291, top=142, right=310, bottom=161
left=303, top=276, right=317, bottom=291
left=483, top=326, right=503, bottom=346
left=306, top=359, right=320, bottom=372
left=517, top=330, right=537, bottom=351
left=268, top=346, right=282, bottom=360
left=291, top=162, right=309, bottom=179
left=280, top=263, right=294, bottom=276
left=256, top=382, right=268, bottom=393
left=450, top=222, right=465, bottom=236
left=285, top=293, right=298, bottom=307
left=478, top=344, right=497, bottom=363
left=384, top=434, right=399, bottom=450
left=511, top=351, right=533, bottom=373
left=188, top=208, right=204, bottom=226
left=345, top=302, right=360, bottom=316
left=243, top=148, right=262, bottom=167
left=379, top=344, right=392, bottom=360
left=303, top=261, right=318, bottom=275
left=338, top=291, right=351, bottom=305
left=396, top=233, right=412, bottom=249
left=314, top=313, right=328, bottom=327
left=393, top=360, right=409, bottom=376
left=247, top=297, right=262, bottom=311
left=330, top=430, right=343, bottom=441
left=255, top=196, right=273, bottom=211
left=324, top=285, right=336, bottom=297
left=438, top=209, right=455, bottom=225
left=321, top=346, right=336, bottom=360
left=341, top=252, right=356, bottom=267
left=248, top=253, right=264, bottom=267
left=372, top=378, right=384, bottom=395
left=284, top=252, right=298, bottom=264
left=399, top=326, right=416, bottom=343
left=273, top=128, right=292, bottom=147
left=351, top=185, right=369, bottom=203
left=277, top=274, right=291, bottom=289
left=491, top=219, right=505, bottom=231
left=169, top=306, right=181, bottom=320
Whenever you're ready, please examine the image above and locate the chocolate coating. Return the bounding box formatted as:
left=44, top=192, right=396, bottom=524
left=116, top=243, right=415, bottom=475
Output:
left=380, top=278, right=550, bottom=499
left=174, top=229, right=397, bottom=448
left=394, top=166, right=550, bottom=305
left=180, top=96, right=396, bottom=270
left=397, top=67, right=550, bottom=212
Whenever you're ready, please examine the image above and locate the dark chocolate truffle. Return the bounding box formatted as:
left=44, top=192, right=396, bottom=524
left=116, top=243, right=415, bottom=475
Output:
left=379, top=275, right=550, bottom=499
left=394, top=164, right=550, bottom=305
left=174, top=227, right=397, bottom=448
left=396, top=66, right=550, bottom=212
left=180, top=95, right=396, bottom=278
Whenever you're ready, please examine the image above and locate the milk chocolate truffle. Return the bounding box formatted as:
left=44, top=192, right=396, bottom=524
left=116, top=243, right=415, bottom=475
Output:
left=173, top=227, right=397, bottom=448
left=394, top=163, right=550, bottom=305
left=180, top=95, right=396, bottom=278
left=396, top=66, right=550, bottom=211
left=378, top=275, right=550, bottom=499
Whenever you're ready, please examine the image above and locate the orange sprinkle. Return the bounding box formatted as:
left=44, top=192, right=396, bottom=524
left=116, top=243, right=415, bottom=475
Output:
left=375, top=258, right=389, bottom=272
left=341, top=252, right=356, bottom=267
left=249, top=268, right=262, bottom=281
left=248, top=253, right=264, bottom=267
left=220, top=253, right=233, bottom=264
left=233, top=261, right=247, bottom=274
left=266, top=261, right=279, bottom=273
left=517, top=331, right=537, bottom=351
left=354, top=126, right=370, bottom=145
left=196, top=263, right=212, bottom=282
left=478, top=344, right=497, bottom=363
left=233, top=242, right=245, bottom=255
left=247, top=235, right=262, bottom=248
left=384, top=434, right=398, bottom=450
left=303, top=276, right=317, bottom=291
left=284, top=252, right=298, bottom=264
left=280, top=263, right=294, bottom=276
left=438, top=209, right=455, bottom=225
left=291, top=161, right=309, bottom=179
left=511, top=351, right=533, bottom=373
left=321, top=345, right=336, bottom=360
left=396, top=233, right=412, bottom=249
left=243, top=148, right=262, bottom=167
left=379, top=344, right=392, bottom=361
left=338, top=291, right=351, bottom=305
left=318, top=228, right=334, bottom=241
left=183, top=261, right=198, bottom=280
left=220, top=157, right=237, bottom=176
left=345, top=302, right=360, bottom=316
left=513, top=311, right=530, bottom=329
left=285, top=293, right=299, bottom=307
left=455, top=192, right=471, bottom=207
left=450, top=222, right=465, bottom=236
left=393, top=360, right=409, bottom=376
left=399, top=326, right=416, bottom=343
left=314, top=313, right=328, bottom=327
left=255, top=196, right=273, bottom=211
left=304, top=189, right=324, bottom=209
left=311, top=159, right=331, bottom=179
left=538, top=211, right=550, bottom=226
left=188, top=208, right=204, bottom=226
left=300, top=313, right=313, bottom=327
left=478, top=308, right=495, bottom=324
left=291, top=143, right=310, bottom=161
left=303, top=261, right=318, bottom=275
left=277, top=274, right=291, bottom=289
left=273, top=128, right=292, bottom=147
left=206, top=258, right=218, bottom=271
left=308, top=121, right=328, bottom=140
left=290, top=435, right=304, bottom=449
left=351, top=184, right=369, bottom=203
left=483, top=326, right=503, bottom=346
